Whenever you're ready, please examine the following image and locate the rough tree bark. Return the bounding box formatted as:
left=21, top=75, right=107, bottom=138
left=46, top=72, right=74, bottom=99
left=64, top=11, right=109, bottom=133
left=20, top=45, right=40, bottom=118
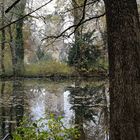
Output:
left=0, top=1, right=5, bottom=75
left=72, top=0, right=84, bottom=68
left=8, top=25, right=16, bottom=75
left=104, top=0, right=140, bottom=140
left=14, top=0, right=26, bottom=76
left=15, top=18, right=24, bottom=76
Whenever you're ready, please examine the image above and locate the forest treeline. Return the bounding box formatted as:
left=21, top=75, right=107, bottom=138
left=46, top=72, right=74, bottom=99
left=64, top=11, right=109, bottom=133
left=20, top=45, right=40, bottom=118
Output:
left=0, top=0, right=108, bottom=77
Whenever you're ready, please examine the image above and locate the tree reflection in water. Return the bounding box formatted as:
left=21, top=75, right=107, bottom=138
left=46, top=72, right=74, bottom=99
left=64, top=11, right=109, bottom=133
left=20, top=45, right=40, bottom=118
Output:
left=67, top=80, right=109, bottom=140
left=0, top=79, right=109, bottom=140
left=0, top=80, right=25, bottom=140
left=0, top=82, right=6, bottom=138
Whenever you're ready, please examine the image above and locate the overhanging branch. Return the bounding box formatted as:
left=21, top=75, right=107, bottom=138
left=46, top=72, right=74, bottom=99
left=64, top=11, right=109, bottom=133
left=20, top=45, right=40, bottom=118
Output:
left=42, top=12, right=106, bottom=41
left=0, top=0, right=53, bottom=31
left=5, top=0, right=21, bottom=13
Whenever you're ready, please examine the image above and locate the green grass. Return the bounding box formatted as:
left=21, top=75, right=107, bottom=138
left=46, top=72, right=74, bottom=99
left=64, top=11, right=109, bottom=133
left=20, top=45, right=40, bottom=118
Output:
left=24, top=61, right=75, bottom=76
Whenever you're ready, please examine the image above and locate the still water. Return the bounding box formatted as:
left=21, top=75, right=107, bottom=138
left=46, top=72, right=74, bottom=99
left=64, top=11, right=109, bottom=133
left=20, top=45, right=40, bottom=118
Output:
left=0, top=78, right=109, bottom=140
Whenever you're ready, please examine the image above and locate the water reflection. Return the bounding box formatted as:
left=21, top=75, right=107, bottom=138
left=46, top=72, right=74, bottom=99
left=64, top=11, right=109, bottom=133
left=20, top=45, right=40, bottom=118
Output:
left=0, top=80, right=25, bottom=140
left=0, top=79, right=109, bottom=140
left=67, top=80, right=109, bottom=140
left=27, top=83, right=65, bottom=120
left=0, top=82, right=6, bottom=138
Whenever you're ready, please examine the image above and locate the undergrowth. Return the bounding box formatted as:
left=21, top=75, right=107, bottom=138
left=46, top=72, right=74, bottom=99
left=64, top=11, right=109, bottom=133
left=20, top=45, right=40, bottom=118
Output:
left=12, top=113, right=80, bottom=140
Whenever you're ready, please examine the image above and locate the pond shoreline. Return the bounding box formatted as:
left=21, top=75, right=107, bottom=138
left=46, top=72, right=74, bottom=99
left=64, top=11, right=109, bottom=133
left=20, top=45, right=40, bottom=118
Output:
left=0, top=73, right=108, bottom=81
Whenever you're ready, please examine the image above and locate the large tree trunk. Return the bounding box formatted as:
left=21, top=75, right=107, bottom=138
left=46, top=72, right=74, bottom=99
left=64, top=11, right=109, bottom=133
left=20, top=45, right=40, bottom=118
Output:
left=104, top=0, right=140, bottom=140
left=8, top=25, right=16, bottom=76
left=72, top=0, right=84, bottom=68
left=0, top=1, right=5, bottom=75
left=14, top=0, right=26, bottom=76
left=15, top=19, right=24, bottom=76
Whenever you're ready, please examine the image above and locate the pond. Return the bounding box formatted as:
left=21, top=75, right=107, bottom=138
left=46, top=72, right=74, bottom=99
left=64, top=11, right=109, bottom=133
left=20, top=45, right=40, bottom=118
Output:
left=0, top=78, right=109, bottom=140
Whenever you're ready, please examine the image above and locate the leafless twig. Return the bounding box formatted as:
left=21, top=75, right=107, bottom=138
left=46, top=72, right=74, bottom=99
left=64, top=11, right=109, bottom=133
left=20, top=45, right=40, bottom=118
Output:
left=42, top=12, right=106, bottom=41
left=0, top=0, right=53, bottom=31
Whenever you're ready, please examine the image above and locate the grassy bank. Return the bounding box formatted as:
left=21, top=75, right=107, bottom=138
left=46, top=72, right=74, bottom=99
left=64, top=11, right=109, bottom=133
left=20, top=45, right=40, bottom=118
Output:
left=24, top=61, right=75, bottom=76
left=0, top=59, right=108, bottom=78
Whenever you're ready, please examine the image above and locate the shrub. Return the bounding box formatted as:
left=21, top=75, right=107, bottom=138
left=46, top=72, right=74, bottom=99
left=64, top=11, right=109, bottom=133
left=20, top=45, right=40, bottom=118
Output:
left=25, top=61, right=74, bottom=76
left=12, top=114, right=80, bottom=140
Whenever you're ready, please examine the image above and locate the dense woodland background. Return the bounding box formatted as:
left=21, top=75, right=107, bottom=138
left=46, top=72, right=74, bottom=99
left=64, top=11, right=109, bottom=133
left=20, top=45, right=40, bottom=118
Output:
left=0, top=0, right=108, bottom=77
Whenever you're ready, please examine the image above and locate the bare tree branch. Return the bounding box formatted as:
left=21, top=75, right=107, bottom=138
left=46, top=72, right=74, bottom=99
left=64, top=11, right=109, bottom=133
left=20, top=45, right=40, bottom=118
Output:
left=62, top=0, right=98, bottom=14
left=73, top=0, right=87, bottom=34
left=42, top=12, right=106, bottom=41
left=0, top=0, right=53, bottom=31
left=5, top=0, right=21, bottom=13
left=0, top=0, right=102, bottom=32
